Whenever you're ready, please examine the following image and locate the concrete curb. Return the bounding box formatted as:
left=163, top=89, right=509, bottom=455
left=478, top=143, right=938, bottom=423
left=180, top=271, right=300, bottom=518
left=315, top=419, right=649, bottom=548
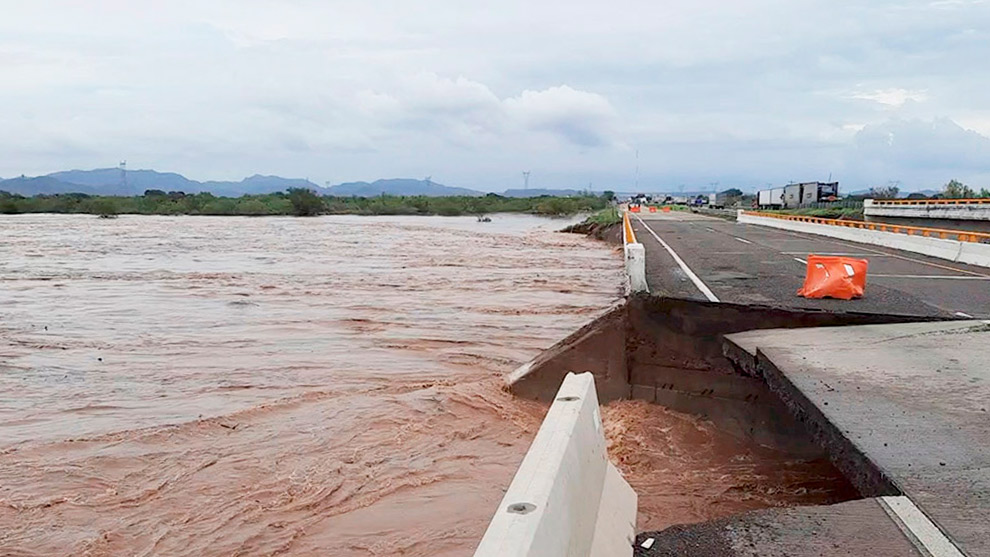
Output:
left=737, top=210, right=990, bottom=268
left=475, top=372, right=637, bottom=557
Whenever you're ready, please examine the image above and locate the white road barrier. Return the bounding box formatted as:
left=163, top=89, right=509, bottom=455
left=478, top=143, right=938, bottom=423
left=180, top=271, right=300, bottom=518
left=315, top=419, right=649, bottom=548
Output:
left=474, top=372, right=637, bottom=557
left=865, top=198, right=990, bottom=222
left=622, top=210, right=648, bottom=293
left=625, top=243, right=648, bottom=293
left=738, top=210, right=990, bottom=269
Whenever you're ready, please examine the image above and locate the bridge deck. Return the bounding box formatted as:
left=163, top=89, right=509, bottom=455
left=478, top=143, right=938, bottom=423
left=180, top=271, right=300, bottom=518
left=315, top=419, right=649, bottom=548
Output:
left=630, top=211, right=990, bottom=318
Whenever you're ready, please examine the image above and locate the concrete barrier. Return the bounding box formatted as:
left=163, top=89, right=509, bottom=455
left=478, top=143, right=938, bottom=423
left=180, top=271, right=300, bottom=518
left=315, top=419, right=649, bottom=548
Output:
left=475, top=372, right=637, bottom=557
left=738, top=210, right=990, bottom=268
left=625, top=243, right=648, bottom=293
left=622, top=211, right=650, bottom=294
left=622, top=210, right=648, bottom=293
left=865, top=198, right=990, bottom=222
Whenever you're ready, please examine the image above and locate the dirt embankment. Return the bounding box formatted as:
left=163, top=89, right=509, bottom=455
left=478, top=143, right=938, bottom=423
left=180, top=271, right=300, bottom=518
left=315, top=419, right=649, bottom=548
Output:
left=561, top=221, right=623, bottom=244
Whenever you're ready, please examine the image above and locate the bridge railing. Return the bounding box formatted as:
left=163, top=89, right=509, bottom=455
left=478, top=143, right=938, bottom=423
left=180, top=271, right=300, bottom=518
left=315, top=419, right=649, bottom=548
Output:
left=622, top=210, right=637, bottom=244
left=740, top=211, right=990, bottom=244
left=868, top=198, right=990, bottom=206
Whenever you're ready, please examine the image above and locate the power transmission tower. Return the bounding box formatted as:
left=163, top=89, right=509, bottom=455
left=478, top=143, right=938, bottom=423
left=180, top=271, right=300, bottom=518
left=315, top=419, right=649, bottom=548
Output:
left=119, top=161, right=127, bottom=190
left=522, top=171, right=530, bottom=190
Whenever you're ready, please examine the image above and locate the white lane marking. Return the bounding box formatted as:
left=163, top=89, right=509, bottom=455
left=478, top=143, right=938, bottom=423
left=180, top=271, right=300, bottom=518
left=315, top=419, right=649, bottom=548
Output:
left=879, top=496, right=965, bottom=557
left=782, top=251, right=889, bottom=257
left=734, top=237, right=752, bottom=244
left=871, top=274, right=990, bottom=280
left=794, top=257, right=807, bottom=265
left=633, top=214, right=720, bottom=302
left=954, top=311, right=974, bottom=318
left=705, top=227, right=717, bottom=233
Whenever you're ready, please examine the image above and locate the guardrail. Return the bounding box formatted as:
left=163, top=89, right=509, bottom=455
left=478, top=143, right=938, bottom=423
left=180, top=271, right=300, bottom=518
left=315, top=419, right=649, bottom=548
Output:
left=869, top=198, right=990, bottom=206
left=622, top=210, right=637, bottom=244
left=741, top=211, right=990, bottom=244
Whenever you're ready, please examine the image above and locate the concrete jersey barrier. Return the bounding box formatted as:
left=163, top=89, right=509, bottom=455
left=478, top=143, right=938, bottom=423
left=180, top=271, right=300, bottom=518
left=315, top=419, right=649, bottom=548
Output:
left=738, top=210, right=990, bottom=269
left=865, top=198, right=990, bottom=223
left=623, top=211, right=648, bottom=293
left=474, top=372, right=637, bottom=557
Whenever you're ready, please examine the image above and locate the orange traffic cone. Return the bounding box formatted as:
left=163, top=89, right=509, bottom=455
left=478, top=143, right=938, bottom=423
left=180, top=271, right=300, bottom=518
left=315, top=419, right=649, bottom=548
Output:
left=797, top=255, right=868, bottom=300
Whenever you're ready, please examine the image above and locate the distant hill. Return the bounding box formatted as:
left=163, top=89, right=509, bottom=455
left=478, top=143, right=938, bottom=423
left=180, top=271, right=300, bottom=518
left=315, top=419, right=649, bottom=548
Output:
left=48, top=168, right=197, bottom=195
left=0, top=175, right=97, bottom=196
left=326, top=178, right=483, bottom=197
left=847, top=188, right=942, bottom=198
left=502, top=188, right=587, bottom=198
left=1, top=168, right=325, bottom=197
left=212, top=175, right=319, bottom=196
left=0, top=168, right=606, bottom=198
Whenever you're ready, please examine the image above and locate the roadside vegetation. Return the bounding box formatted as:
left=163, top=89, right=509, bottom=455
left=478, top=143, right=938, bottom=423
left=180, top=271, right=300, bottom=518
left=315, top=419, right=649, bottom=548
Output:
left=586, top=206, right=621, bottom=226
left=766, top=206, right=865, bottom=220
left=0, top=189, right=611, bottom=217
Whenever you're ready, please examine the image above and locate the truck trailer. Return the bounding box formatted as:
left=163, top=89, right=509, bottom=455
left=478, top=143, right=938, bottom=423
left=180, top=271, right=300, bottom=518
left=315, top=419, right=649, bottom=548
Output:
left=757, top=182, right=839, bottom=209
left=783, top=184, right=803, bottom=208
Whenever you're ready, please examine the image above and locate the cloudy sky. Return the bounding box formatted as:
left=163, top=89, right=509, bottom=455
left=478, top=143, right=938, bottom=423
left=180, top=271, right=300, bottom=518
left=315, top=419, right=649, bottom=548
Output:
left=3, top=0, right=989, bottom=192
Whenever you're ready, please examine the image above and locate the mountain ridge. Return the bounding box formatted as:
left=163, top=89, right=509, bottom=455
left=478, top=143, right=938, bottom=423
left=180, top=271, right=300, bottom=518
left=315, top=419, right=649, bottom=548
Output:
left=0, top=168, right=601, bottom=198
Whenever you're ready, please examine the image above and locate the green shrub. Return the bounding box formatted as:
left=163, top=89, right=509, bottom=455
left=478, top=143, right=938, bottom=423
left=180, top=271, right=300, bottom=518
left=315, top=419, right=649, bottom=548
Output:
left=287, top=188, right=324, bottom=216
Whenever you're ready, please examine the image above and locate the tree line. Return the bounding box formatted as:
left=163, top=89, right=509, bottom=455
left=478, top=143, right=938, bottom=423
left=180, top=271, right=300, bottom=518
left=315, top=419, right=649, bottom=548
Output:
left=0, top=188, right=611, bottom=218
left=868, top=179, right=990, bottom=200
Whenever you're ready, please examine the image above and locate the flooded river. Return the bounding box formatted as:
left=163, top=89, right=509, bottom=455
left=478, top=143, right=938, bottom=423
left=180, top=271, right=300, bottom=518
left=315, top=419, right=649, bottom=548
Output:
left=1, top=214, right=850, bottom=556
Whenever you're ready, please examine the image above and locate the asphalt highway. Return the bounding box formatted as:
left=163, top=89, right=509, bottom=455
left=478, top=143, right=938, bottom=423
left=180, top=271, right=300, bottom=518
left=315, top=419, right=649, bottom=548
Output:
left=631, top=210, right=990, bottom=318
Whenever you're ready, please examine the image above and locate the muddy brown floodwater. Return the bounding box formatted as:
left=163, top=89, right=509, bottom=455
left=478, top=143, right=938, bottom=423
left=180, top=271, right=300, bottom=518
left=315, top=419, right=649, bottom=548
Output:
left=1, top=214, right=851, bottom=556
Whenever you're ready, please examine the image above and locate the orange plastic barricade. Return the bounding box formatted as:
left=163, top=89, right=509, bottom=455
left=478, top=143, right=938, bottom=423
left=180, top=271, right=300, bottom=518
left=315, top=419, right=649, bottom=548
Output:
left=661, top=206, right=671, bottom=213
left=629, top=205, right=641, bottom=213
left=648, top=206, right=657, bottom=213
left=797, top=255, right=868, bottom=300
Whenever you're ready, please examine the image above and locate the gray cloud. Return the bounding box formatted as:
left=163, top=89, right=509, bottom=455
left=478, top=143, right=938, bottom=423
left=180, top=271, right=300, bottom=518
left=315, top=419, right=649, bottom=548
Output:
left=1, top=0, right=989, bottom=191
left=847, top=117, right=990, bottom=186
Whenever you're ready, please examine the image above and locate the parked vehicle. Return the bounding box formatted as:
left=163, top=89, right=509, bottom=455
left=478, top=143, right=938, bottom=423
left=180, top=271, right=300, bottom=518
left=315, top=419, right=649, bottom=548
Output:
left=784, top=184, right=803, bottom=208
left=757, top=182, right=838, bottom=209
left=708, top=192, right=733, bottom=209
